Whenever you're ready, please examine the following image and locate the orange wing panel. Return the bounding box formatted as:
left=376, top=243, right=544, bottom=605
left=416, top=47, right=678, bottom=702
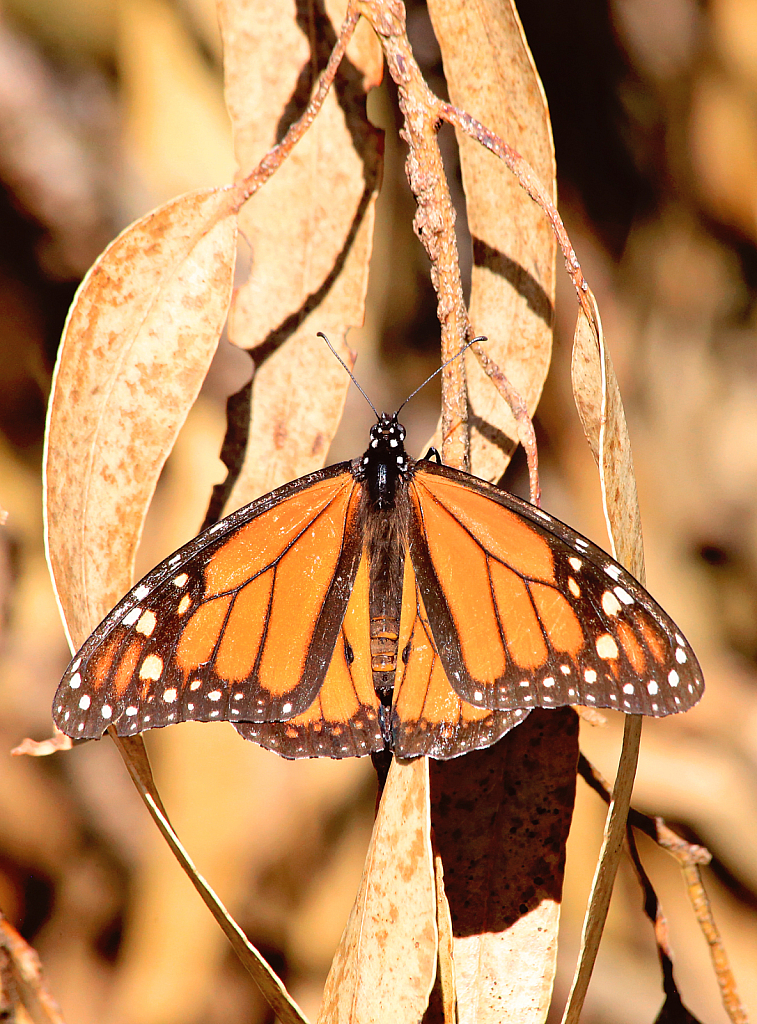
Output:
left=204, top=475, right=354, bottom=595
left=392, top=553, right=529, bottom=758
left=417, top=494, right=506, bottom=684
left=234, top=554, right=382, bottom=758
left=412, top=473, right=555, bottom=581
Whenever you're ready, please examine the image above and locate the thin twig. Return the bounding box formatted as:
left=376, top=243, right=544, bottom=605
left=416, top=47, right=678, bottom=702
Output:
left=234, top=4, right=360, bottom=206
left=579, top=754, right=748, bottom=1024
left=0, top=913, right=66, bottom=1024
left=358, top=0, right=471, bottom=470
left=439, top=102, right=597, bottom=336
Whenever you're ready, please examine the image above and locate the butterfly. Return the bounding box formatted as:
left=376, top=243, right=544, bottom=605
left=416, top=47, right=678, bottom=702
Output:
left=52, top=409, right=704, bottom=759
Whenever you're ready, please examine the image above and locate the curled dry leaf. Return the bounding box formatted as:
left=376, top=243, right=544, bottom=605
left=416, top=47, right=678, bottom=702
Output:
left=426, top=0, right=556, bottom=482
left=570, top=295, right=645, bottom=582
left=318, top=757, right=437, bottom=1024
left=429, top=709, right=578, bottom=1024
left=218, top=0, right=383, bottom=509
left=45, top=187, right=239, bottom=649
left=566, top=295, right=646, bottom=1023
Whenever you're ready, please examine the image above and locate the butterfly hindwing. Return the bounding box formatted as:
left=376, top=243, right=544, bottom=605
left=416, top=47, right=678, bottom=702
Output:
left=234, top=553, right=385, bottom=758
left=53, top=465, right=363, bottom=740
left=391, top=550, right=531, bottom=758
left=407, top=462, right=703, bottom=718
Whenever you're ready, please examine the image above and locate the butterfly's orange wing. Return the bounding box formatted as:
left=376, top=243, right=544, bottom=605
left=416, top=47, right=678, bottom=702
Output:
left=53, top=466, right=364, bottom=741
left=407, top=462, right=704, bottom=717
left=235, top=553, right=385, bottom=758
left=391, top=551, right=530, bottom=758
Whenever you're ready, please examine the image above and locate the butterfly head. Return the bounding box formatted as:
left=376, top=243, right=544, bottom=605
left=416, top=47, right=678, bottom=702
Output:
left=361, top=413, right=409, bottom=509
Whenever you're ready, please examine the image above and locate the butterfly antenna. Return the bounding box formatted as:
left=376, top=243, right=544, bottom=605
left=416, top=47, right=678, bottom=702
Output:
left=318, top=332, right=380, bottom=420
left=395, top=336, right=485, bottom=416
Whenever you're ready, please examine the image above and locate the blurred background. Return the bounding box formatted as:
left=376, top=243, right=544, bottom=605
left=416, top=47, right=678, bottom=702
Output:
left=0, top=0, right=755, bottom=1021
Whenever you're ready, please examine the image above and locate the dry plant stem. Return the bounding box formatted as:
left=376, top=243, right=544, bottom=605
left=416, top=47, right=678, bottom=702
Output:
left=471, top=340, right=541, bottom=506
left=0, top=915, right=66, bottom=1024
left=110, top=734, right=309, bottom=1024
left=233, top=4, right=360, bottom=208
left=561, top=713, right=642, bottom=1024
left=683, top=864, right=749, bottom=1024
left=440, top=103, right=596, bottom=334
left=579, top=757, right=748, bottom=1024
left=358, top=0, right=471, bottom=470
left=578, top=754, right=710, bottom=864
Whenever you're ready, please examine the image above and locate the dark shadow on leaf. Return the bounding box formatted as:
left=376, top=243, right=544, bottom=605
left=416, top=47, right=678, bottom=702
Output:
left=430, top=708, right=577, bottom=938
left=472, top=236, right=554, bottom=327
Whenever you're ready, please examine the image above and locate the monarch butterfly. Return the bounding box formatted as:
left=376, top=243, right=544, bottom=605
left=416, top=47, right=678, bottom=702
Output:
left=51, top=372, right=704, bottom=759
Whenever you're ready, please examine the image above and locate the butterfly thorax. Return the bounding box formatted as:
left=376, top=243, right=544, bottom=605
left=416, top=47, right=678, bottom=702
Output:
left=359, top=413, right=410, bottom=510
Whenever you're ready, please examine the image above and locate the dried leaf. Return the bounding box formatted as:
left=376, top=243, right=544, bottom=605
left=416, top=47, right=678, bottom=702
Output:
left=218, top=0, right=382, bottom=508
left=427, top=0, right=556, bottom=481
left=318, top=758, right=437, bottom=1024
left=430, top=709, right=578, bottom=1024
left=566, top=293, right=646, bottom=1023
left=570, top=297, right=645, bottom=581
left=44, top=187, right=238, bottom=649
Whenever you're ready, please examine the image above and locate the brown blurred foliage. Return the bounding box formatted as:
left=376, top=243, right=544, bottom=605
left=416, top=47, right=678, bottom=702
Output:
left=0, top=0, right=755, bottom=1022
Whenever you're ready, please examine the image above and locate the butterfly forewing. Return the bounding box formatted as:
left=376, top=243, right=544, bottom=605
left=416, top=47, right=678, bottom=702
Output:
left=407, top=462, right=704, bottom=718
left=53, top=465, right=362, bottom=740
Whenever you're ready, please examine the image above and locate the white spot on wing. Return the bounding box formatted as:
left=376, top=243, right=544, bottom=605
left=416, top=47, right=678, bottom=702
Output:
left=79, top=694, right=91, bottom=710
left=122, top=607, right=141, bottom=627
left=601, top=591, right=622, bottom=617
left=596, top=634, right=619, bottom=660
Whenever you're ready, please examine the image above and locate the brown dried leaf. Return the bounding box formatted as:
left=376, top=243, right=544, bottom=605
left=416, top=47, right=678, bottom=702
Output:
left=45, top=187, right=238, bottom=649
left=430, top=709, right=578, bottom=1024
left=427, top=0, right=556, bottom=481
left=570, top=297, right=645, bottom=581
left=218, top=1, right=382, bottom=508
left=318, top=758, right=437, bottom=1024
